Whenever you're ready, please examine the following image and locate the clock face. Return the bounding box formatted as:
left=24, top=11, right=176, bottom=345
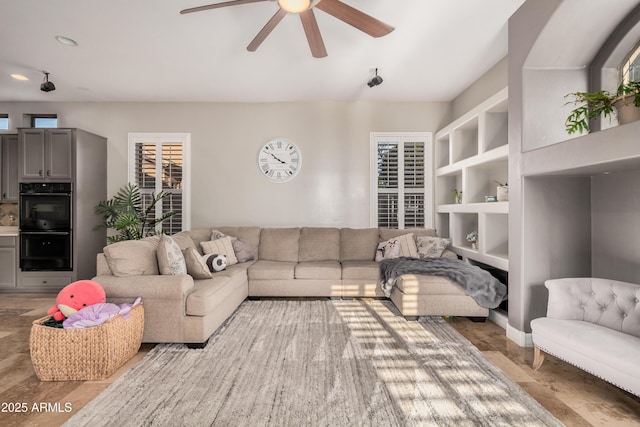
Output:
left=257, top=139, right=302, bottom=182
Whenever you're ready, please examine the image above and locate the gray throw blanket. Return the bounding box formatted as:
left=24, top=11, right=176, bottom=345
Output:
left=379, top=257, right=507, bottom=309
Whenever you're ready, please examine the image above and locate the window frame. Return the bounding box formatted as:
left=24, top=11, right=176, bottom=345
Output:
left=370, top=132, right=433, bottom=229
left=127, top=133, right=191, bottom=234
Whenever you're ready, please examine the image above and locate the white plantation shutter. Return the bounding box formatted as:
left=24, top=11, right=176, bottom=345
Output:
left=129, top=134, right=190, bottom=234
left=371, top=133, right=432, bottom=229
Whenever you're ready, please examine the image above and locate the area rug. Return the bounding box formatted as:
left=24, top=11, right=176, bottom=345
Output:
left=64, top=300, right=563, bottom=426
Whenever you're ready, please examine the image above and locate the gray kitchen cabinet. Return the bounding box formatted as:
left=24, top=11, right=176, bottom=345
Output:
left=1, top=134, right=19, bottom=202
left=19, top=128, right=73, bottom=181
left=0, top=236, right=17, bottom=289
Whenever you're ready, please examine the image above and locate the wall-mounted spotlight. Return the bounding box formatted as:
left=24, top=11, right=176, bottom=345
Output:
left=40, top=71, right=56, bottom=92
left=367, top=68, right=383, bottom=88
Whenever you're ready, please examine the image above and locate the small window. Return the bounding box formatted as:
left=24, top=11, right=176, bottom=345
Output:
left=620, top=41, right=640, bottom=84
left=32, top=115, right=58, bottom=128
left=0, top=114, right=8, bottom=130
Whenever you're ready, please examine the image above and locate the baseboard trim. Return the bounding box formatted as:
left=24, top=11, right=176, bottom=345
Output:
left=489, top=310, right=533, bottom=348
left=506, top=323, right=533, bottom=348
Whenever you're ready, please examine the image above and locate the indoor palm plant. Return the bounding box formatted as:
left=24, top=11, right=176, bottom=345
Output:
left=94, top=182, right=176, bottom=243
left=564, top=80, right=640, bottom=134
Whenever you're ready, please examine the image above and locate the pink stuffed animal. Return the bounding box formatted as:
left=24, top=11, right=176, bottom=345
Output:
left=47, top=280, right=106, bottom=321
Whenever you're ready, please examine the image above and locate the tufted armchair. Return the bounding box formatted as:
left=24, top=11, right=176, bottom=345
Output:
left=531, top=277, right=640, bottom=397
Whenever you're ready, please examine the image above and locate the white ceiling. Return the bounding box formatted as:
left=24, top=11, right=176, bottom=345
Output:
left=0, top=0, right=524, bottom=103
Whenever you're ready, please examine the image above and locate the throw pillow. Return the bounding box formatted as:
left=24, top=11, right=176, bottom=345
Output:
left=211, top=229, right=226, bottom=241
left=417, top=236, right=451, bottom=258
left=204, top=253, right=227, bottom=272
left=375, top=238, right=401, bottom=262
left=394, top=233, right=419, bottom=258
left=201, top=236, right=238, bottom=265
left=182, top=247, right=212, bottom=279
left=232, top=238, right=255, bottom=263
left=157, top=235, right=187, bottom=275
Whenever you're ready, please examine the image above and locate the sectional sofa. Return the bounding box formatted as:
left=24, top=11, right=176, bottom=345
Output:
left=94, top=227, right=489, bottom=346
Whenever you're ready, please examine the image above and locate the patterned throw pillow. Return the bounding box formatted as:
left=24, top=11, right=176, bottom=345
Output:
left=375, top=238, right=401, bottom=262
left=416, top=236, right=451, bottom=258
left=204, top=254, right=227, bottom=272
left=201, top=236, right=238, bottom=265
left=211, top=230, right=255, bottom=263
left=157, top=235, right=187, bottom=275
left=182, top=247, right=212, bottom=279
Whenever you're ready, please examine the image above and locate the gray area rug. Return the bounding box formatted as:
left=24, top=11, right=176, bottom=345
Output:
left=65, top=300, right=563, bottom=426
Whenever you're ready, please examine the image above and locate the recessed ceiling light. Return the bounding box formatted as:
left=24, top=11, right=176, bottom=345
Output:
left=55, top=35, right=78, bottom=46
left=10, top=74, right=28, bottom=81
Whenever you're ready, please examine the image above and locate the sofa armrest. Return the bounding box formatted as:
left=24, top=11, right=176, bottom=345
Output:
left=93, top=274, right=195, bottom=300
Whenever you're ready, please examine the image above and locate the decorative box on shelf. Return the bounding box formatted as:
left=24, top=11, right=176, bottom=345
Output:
left=29, top=303, right=144, bottom=381
left=485, top=195, right=498, bottom=202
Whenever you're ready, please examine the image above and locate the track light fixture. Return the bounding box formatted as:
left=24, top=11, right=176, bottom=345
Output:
left=367, top=68, right=383, bottom=88
left=40, top=71, right=56, bottom=92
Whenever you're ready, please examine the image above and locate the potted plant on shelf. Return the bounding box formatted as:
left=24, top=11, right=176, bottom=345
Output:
left=564, top=80, right=640, bottom=134
left=494, top=181, right=508, bottom=202
left=466, top=231, right=478, bottom=250
left=452, top=188, right=462, bottom=204
left=94, top=182, right=176, bottom=244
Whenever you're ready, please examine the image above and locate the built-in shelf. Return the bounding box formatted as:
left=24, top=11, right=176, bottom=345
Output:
left=435, top=88, right=509, bottom=272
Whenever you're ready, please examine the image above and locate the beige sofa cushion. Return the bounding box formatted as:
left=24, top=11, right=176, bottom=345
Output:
left=103, top=236, right=160, bottom=277
left=249, top=260, right=296, bottom=280
left=341, top=261, right=379, bottom=280
left=185, top=228, right=214, bottom=254
left=171, top=231, right=197, bottom=251
left=299, top=227, right=340, bottom=262
left=259, top=228, right=300, bottom=262
left=340, top=228, right=379, bottom=261
left=379, top=228, right=437, bottom=241
left=186, top=275, right=236, bottom=316
left=295, top=261, right=341, bottom=280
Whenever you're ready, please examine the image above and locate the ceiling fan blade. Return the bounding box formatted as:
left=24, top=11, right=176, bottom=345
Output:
left=247, top=8, right=288, bottom=52
left=315, top=0, right=394, bottom=38
left=300, top=9, right=327, bottom=58
left=180, top=0, right=269, bottom=14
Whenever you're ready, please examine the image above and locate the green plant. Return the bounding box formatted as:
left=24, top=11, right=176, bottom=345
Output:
left=565, top=81, right=640, bottom=134
left=94, top=182, right=176, bottom=244
left=452, top=188, right=462, bottom=204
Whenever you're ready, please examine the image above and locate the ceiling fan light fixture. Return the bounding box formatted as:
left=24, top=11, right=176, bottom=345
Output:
left=278, top=0, right=311, bottom=13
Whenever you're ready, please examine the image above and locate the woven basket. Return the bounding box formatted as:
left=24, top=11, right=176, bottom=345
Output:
left=30, top=303, right=144, bottom=381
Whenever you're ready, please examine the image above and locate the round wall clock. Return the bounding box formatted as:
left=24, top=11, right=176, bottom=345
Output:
left=257, top=138, right=302, bottom=182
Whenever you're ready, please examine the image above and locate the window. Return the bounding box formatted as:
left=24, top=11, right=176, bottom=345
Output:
left=32, top=115, right=58, bottom=128
left=621, top=41, right=640, bottom=84
left=128, top=133, right=190, bottom=234
left=370, top=132, right=433, bottom=228
left=0, top=114, right=8, bottom=130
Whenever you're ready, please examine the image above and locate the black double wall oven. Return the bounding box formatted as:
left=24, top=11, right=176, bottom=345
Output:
left=19, top=183, right=73, bottom=271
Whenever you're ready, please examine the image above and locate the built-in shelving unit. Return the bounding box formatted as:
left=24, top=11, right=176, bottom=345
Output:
left=435, top=88, right=509, bottom=271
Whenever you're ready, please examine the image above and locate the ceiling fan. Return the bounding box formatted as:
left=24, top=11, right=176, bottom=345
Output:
left=180, top=0, right=394, bottom=58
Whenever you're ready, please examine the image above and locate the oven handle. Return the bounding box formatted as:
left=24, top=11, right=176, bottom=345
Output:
left=19, top=193, right=72, bottom=196
left=20, top=231, right=71, bottom=235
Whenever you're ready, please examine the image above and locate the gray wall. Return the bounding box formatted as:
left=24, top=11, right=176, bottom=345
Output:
left=0, top=101, right=450, bottom=228
left=592, top=169, right=640, bottom=283
left=451, top=56, right=508, bottom=121
left=509, top=0, right=640, bottom=336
